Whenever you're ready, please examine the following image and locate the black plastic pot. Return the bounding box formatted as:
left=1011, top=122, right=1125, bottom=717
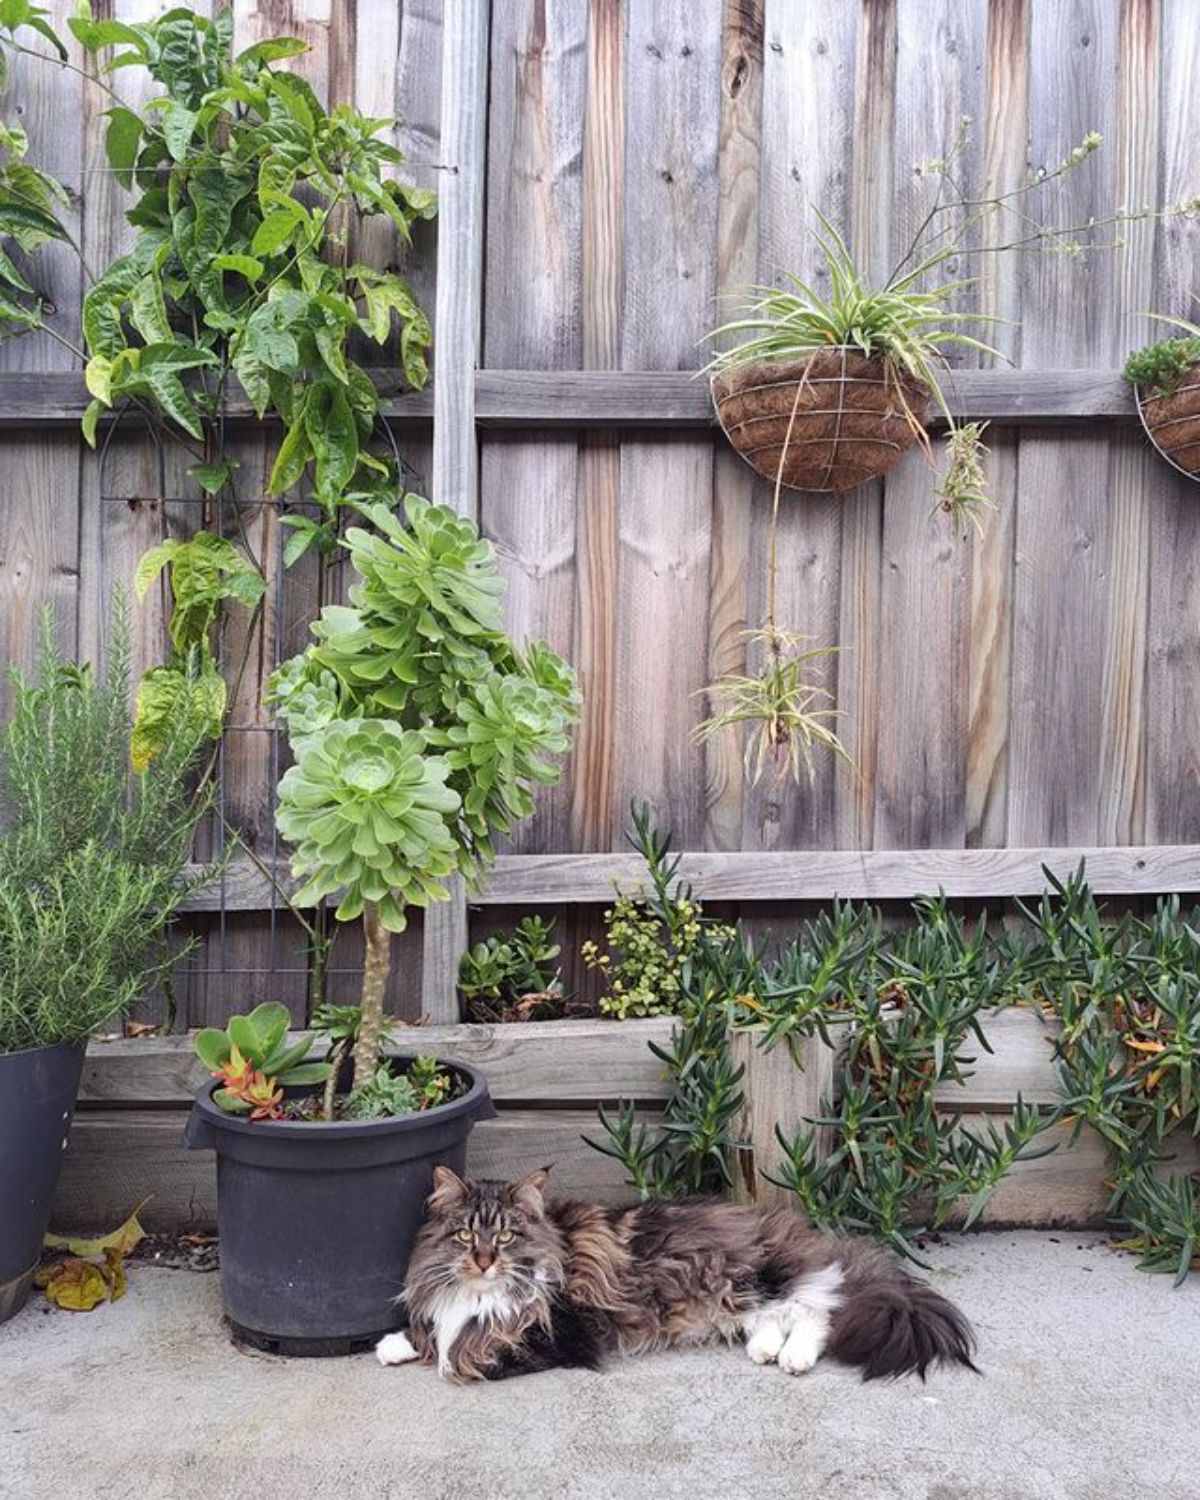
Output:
left=184, top=1056, right=495, bottom=1356
left=0, top=1040, right=86, bottom=1325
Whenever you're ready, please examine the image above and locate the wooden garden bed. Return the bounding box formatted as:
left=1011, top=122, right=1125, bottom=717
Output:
left=54, top=1013, right=1199, bottom=1234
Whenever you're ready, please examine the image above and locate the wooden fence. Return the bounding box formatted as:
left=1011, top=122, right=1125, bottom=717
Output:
left=57, top=1013, right=1200, bottom=1230
left=4, top=0, right=1200, bottom=1025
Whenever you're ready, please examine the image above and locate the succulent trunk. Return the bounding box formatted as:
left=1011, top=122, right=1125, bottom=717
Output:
left=352, top=900, right=390, bottom=1092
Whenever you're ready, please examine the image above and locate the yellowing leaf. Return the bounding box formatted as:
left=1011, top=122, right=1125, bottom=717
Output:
left=38, top=1257, right=110, bottom=1311
left=44, top=1198, right=149, bottom=1260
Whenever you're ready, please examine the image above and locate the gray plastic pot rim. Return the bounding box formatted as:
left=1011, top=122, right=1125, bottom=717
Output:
left=187, top=1053, right=497, bottom=1142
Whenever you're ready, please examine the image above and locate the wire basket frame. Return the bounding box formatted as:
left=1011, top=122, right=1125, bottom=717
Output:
left=711, top=347, right=931, bottom=493
left=1135, top=376, right=1200, bottom=482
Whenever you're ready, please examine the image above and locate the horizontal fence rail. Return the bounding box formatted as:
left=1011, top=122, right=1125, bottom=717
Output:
left=0, top=368, right=1140, bottom=430
left=60, top=1012, right=1200, bottom=1233
left=181, top=844, right=1200, bottom=912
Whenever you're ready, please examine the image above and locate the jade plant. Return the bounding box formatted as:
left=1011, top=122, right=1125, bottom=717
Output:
left=459, top=916, right=564, bottom=1023
left=270, top=492, right=579, bottom=1096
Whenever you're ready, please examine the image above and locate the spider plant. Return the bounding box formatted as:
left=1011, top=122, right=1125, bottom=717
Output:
left=694, top=628, right=851, bottom=786
left=705, top=211, right=1001, bottom=461
left=934, top=421, right=992, bottom=535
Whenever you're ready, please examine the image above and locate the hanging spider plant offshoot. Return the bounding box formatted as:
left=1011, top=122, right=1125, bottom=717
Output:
left=694, top=628, right=853, bottom=787
left=935, top=421, right=993, bottom=535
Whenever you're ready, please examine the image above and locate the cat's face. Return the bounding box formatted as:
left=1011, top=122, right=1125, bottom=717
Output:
left=414, top=1166, right=563, bottom=1295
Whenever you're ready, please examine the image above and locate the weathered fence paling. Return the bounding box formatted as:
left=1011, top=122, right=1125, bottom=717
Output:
left=3, top=4, right=1200, bottom=1061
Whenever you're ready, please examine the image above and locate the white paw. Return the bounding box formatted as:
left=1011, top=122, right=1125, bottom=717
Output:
left=376, top=1330, right=420, bottom=1367
left=778, top=1327, right=821, bottom=1375
left=745, top=1321, right=786, bottom=1365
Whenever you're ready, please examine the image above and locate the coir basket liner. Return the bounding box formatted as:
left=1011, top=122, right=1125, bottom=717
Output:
left=1136, top=366, right=1200, bottom=478
left=711, top=348, right=931, bottom=493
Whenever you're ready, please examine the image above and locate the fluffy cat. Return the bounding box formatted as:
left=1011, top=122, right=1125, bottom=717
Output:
left=376, top=1166, right=977, bottom=1384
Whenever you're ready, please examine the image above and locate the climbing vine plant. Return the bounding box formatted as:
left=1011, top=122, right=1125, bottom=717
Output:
left=66, top=3, right=435, bottom=757
left=0, top=2, right=70, bottom=338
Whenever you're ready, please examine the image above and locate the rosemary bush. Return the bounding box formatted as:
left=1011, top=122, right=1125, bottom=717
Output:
left=0, top=605, right=214, bottom=1052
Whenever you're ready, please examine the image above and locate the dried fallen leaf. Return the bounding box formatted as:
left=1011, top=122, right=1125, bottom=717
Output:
left=37, top=1257, right=110, bottom=1311
left=123, top=1019, right=160, bottom=1038
left=44, top=1199, right=150, bottom=1260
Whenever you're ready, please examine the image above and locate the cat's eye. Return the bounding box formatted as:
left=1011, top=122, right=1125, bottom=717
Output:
left=454, top=1228, right=472, bottom=1244
left=497, top=1230, right=514, bottom=1245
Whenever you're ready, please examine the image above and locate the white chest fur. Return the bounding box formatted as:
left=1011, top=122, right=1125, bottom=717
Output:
left=426, top=1281, right=522, bottom=1377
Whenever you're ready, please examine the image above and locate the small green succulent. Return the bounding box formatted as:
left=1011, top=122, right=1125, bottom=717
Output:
left=1122, top=330, right=1200, bottom=396
left=276, top=718, right=460, bottom=931
left=265, top=658, right=343, bottom=745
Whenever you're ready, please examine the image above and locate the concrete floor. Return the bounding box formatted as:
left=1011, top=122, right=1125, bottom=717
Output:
left=2, top=1232, right=1197, bottom=1500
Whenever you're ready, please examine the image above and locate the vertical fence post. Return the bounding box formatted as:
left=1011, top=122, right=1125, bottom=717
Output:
left=420, top=0, right=491, bottom=1022
left=728, top=1027, right=841, bottom=1211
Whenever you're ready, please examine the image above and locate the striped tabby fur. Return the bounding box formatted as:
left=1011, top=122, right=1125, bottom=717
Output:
left=376, top=1167, right=978, bottom=1384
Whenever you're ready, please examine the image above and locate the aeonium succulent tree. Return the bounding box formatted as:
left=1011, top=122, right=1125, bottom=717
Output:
left=269, top=493, right=579, bottom=1096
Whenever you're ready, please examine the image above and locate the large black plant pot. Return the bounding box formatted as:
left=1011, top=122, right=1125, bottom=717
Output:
left=0, top=1040, right=87, bottom=1325
left=184, top=1056, right=495, bottom=1356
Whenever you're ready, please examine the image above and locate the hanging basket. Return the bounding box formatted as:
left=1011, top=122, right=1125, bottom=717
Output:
left=710, top=348, right=931, bottom=493
left=1135, top=364, right=1200, bottom=480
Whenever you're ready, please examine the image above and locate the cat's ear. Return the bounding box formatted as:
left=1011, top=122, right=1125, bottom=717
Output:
left=428, top=1164, right=469, bottom=1210
left=510, top=1165, right=552, bottom=1214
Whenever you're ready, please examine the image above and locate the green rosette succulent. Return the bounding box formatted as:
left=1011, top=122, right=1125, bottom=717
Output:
left=266, top=657, right=342, bottom=746
left=427, top=670, right=576, bottom=847
left=276, top=718, right=460, bottom=931
left=345, top=497, right=506, bottom=639
left=271, top=489, right=578, bottom=1090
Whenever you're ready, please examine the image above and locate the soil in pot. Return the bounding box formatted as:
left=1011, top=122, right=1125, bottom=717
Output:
left=711, top=348, right=930, bottom=493
left=1137, top=366, right=1200, bottom=477
left=184, top=1055, right=495, bottom=1356
left=0, top=1040, right=86, bottom=1325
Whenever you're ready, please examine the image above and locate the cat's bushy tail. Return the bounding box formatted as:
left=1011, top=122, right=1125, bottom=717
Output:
left=826, top=1253, right=978, bottom=1381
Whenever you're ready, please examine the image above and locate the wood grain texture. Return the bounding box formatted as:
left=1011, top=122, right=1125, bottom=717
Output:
left=614, top=0, right=721, bottom=847
left=183, top=843, right=1200, bottom=910
left=729, top=1027, right=838, bottom=1209
left=1093, top=0, right=1158, bottom=845
left=481, top=0, right=586, bottom=853
left=745, top=0, right=857, bottom=851
left=79, top=1008, right=1070, bottom=1111
left=873, top=0, right=984, bottom=852
left=80, top=1018, right=675, bottom=1105
left=52, top=1107, right=647, bottom=1231
left=54, top=1102, right=1200, bottom=1233
left=431, top=0, right=488, bottom=514
left=704, top=0, right=762, bottom=853
left=422, top=0, right=490, bottom=1021
left=566, top=0, right=623, bottom=855
left=0, top=367, right=1148, bottom=427
left=1008, top=0, right=1120, bottom=847
left=966, top=0, right=1028, bottom=850
left=937, top=1116, right=1200, bottom=1229
left=1143, top=0, right=1200, bottom=845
